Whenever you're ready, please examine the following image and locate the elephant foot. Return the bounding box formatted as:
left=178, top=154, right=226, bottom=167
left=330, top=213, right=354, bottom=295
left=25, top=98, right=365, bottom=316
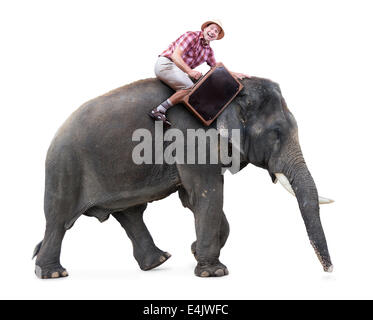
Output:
left=35, top=264, right=69, bottom=279
left=138, top=249, right=171, bottom=271
left=194, top=260, right=229, bottom=278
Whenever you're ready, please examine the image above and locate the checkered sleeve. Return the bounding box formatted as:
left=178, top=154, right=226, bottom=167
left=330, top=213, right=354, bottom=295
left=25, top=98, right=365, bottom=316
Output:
left=175, top=31, right=197, bottom=52
left=206, top=49, right=217, bottom=67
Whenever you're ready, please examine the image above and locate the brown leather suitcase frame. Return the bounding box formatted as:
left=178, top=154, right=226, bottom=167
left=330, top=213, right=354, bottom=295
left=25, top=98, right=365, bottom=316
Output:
left=182, top=62, right=243, bottom=126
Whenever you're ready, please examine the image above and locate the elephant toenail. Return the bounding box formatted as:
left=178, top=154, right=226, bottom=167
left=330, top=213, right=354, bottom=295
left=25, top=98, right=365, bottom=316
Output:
left=61, top=271, right=69, bottom=277
left=165, top=252, right=171, bottom=258
left=51, top=272, right=59, bottom=278
left=215, top=269, right=225, bottom=277
left=201, top=271, right=210, bottom=277
left=160, top=256, right=166, bottom=262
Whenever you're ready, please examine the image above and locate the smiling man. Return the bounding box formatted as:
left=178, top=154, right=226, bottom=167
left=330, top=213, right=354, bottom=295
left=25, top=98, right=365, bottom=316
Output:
left=149, top=20, right=249, bottom=126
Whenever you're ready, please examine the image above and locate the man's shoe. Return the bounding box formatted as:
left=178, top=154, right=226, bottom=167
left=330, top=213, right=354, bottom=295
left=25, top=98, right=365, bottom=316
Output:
left=148, top=109, right=171, bottom=126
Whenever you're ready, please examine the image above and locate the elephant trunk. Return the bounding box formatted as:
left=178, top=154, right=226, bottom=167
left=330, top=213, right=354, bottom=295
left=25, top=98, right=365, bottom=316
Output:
left=280, top=148, right=333, bottom=272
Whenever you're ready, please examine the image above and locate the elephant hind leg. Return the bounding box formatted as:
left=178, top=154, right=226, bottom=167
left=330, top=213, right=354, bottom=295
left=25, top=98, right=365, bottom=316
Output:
left=34, top=221, right=68, bottom=279
left=112, top=204, right=171, bottom=271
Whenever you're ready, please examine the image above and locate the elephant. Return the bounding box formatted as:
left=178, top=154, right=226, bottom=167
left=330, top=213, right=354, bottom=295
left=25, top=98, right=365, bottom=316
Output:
left=33, top=76, right=333, bottom=279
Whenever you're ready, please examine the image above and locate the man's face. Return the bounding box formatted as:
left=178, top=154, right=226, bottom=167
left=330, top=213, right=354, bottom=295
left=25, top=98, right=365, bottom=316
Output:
left=203, top=23, right=221, bottom=42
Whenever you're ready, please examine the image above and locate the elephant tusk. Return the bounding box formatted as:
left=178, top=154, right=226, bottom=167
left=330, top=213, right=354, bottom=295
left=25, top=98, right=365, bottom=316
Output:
left=318, top=196, right=335, bottom=205
left=275, top=173, right=295, bottom=196
left=274, top=173, right=334, bottom=205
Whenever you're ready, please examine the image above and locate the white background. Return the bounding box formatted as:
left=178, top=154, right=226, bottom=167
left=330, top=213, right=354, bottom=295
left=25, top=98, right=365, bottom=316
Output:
left=1, top=0, right=372, bottom=300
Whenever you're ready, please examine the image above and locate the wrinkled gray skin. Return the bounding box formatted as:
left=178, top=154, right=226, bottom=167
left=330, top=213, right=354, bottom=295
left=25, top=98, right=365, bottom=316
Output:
left=33, top=77, right=332, bottom=279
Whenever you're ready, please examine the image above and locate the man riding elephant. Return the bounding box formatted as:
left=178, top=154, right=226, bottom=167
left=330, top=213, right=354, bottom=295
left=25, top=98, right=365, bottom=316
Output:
left=32, top=21, right=334, bottom=279
left=149, top=19, right=250, bottom=126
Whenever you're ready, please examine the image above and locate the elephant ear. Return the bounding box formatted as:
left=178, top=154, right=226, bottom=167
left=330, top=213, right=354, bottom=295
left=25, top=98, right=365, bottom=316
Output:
left=216, top=101, right=247, bottom=173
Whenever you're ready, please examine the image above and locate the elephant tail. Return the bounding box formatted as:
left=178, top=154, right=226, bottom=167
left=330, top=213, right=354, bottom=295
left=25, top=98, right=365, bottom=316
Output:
left=32, top=240, right=43, bottom=259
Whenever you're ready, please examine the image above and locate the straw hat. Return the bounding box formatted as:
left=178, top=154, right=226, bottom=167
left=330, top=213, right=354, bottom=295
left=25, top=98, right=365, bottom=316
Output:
left=201, top=19, right=225, bottom=40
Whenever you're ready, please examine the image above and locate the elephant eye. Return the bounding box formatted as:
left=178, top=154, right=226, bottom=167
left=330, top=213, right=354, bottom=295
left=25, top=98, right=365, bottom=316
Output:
left=268, top=127, right=281, bottom=141
left=274, top=128, right=281, bottom=138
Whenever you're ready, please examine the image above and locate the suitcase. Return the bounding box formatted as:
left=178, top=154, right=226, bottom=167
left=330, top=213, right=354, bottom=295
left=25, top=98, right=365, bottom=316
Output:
left=182, top=62, right=243, bottom=126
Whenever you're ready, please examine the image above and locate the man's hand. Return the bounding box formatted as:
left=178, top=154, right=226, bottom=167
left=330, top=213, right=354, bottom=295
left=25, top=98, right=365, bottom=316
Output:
left=188, top=70, right=202, bottom=80
left=232, top=72, right=251, bottom=80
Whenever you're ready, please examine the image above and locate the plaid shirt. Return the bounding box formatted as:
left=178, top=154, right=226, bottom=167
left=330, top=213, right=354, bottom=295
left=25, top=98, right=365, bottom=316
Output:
left=160, top=31, right=217, bottom=69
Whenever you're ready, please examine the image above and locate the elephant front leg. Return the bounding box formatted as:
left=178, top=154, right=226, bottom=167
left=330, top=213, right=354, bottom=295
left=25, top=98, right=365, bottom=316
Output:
left=193, top=184, right=228, bottom=277
left=177, top=164, right=228, bottom=277
left=191, top=211, right=229, bottom=260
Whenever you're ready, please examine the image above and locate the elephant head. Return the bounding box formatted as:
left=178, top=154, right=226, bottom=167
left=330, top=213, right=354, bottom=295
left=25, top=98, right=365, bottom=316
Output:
left=217, top=77, right=333, bottom=272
